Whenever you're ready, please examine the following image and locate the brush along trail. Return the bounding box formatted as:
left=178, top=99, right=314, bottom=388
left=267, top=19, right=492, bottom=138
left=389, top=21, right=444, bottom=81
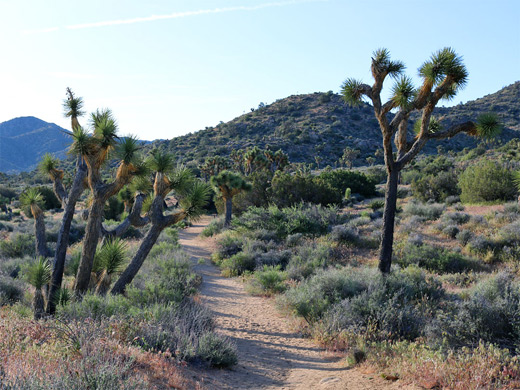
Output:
left=179, top=216, right=417, bottom=390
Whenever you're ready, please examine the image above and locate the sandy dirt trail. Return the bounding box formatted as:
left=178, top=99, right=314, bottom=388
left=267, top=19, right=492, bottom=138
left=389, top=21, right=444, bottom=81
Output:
left=179, top=216, right=417, bottom=390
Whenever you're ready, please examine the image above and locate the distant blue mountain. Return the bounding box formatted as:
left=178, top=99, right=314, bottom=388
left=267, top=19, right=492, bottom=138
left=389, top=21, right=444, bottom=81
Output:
left=0, top=117, right=72, bottom=173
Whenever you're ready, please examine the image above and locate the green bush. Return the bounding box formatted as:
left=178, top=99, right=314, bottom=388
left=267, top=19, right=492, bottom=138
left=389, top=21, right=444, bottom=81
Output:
left=317, top=169, right=377, bottom=197
left=411, top=170, right=460, bottom=202
left=286, top=242, right=332, bottom=280
left=248, top=265, right=287, bottom=295
left=427, top=272, right=520, bottom=350
left=459, top=161, right=517, bottom=203
left=0, top=233, right=35, bottom=258
left=403, top=201, right=445, bottom=220
left=395, top=242, right=482, bottom=274
left=197, top=332, right=238, bottom=367
left=219, top=252, right=256, bottom=277
left=0, top=275, right=24, bottom=305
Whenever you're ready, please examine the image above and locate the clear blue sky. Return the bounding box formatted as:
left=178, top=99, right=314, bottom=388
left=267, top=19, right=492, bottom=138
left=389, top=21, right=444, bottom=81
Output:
left=0, top=0, right=518, bottom=140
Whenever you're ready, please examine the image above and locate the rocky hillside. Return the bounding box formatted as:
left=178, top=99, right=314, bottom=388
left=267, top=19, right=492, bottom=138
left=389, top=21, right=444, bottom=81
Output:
left=0, top=117, right=71, bottom=173
left=149, top=82, right=519, bottom=167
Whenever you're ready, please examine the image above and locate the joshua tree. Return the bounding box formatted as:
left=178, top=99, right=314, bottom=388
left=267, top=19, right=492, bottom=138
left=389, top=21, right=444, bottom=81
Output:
left=39, top=154, right=68, bottom=209
left=211, top=171, right=251, bottom=226
left=26, top=257, right=51, bottom=320
left=340, top=147, right=360, bottom=168
left=111, top=153, right=210, bottom=295
left=20, top=188, right=51, bottom=258
left=341, top=48, right=500, bottom=273
left=71, top=109, right=145, bottom=295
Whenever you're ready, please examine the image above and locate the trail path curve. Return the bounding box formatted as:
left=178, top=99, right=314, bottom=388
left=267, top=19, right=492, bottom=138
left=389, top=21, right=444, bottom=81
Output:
left=179, top=216, right=417, bottom=390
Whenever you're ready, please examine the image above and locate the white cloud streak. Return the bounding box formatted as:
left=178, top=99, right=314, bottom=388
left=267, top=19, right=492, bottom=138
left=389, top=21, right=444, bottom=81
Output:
left=24, top=0, right=326, bottom=34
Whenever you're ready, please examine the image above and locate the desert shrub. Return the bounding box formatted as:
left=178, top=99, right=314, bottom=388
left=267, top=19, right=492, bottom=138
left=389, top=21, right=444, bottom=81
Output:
left=442, top=212, right=470, bottom=225
left=456, top=229, right=474, bottom=246
left=459, top=161, right=517, bottom=203
left=399, top=216, right=426, bottom=234
left=248, top=265, right=287, bottom=295
left=0, top=185, right=17, bottom=200
left=128, top=252, right=199, bottom=304
left=403, top=201, right=445, bottom=220
left=201, top=217, right=225, bottom=237
left=58, top=292, right=132, bottom=321
left=133, top=301, right=237, bottom=367
left=395, top=242, right=482, bottom=273
left=442, top=225, right=460, bottom=239
left=234, top=203, right=340, bottom=238
left=427, top=272, right=520, bottom=350
left=270, top=172, right=342, bottom=207
left=0, top=275, right=24, bottom=305
left=104, top=196, right=124, bottom=221
left=0, top=233, right=34, bottom=258
left=285, top=233, right=304, bottom=247
left=219, top=252, right=256, bottom=277
left=445, top=195, right=461, bottom=205
left=283, top=266, right=442, bottom=329
left=215, top=233, right=244, bottom=259
left=497, top=221, right=520, bottom=246
left=412, top=170, right=460, bottom=202
left=466, top=235, right=495, bottom=255
left=330, top=224, right=360, bottom=245
left=255, top=249, right=292, bottom=268
left=197, top=332, right=238, bottom=367
left=286, top=243, right=332, bottom=280
left=317, top=169, right=377, bottom=198
left=148, top=241, right=177, bottom=259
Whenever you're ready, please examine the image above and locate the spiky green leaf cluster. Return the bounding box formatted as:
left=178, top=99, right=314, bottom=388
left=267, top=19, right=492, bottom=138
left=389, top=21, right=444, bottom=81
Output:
left=419, top=47, right=468, bottom=99
left=38, top=153, right=60, bottom=176
left=168, top=166, right=195, bottom=196
left=52, top=287, right=72, bottom=307
left=115, top=136, right=141, bottom=165
left=340, top=78, right=365, bottom=107
left=20, top=188, right=45, bottom=209
left=130, top=176, right=153, bottom=195
left=63, top=91, right=85, bottom=119
left=476, top=113, right=502, bottom=139
left=94, top=238, right=127, bottom=275
left=210, top=170, right=252, bottom=193
left=25, top=257, right=51, bottom=289
left=391, top=76, right=416, bottom=109
left=69, top=126, right=93, bottom=156
left=413, top=116, right=443, bottom=135
left=147, top=150, right=175, bottom=174
left=92, top=109, right=119, bottom=150
left=179, top=181, right=212, bottom=220
left=372, top=48, right=405, bottom=78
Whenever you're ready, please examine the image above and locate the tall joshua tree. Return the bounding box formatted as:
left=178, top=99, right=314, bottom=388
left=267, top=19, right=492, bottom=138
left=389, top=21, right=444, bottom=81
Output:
left=72, top=110, right=144, bottom=295
left=341, top=48, right=500, bottom=273
left=211, top=171, right=251, bottom=226
left=20, top=188, right=51, bottom=258
left=111, top=152, right=210, bottom=294
left=44, top=89, right=89, bottom=313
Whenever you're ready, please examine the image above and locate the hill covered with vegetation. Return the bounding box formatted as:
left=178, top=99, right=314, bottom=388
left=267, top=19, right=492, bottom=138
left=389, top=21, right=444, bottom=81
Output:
left=149, top=81, right=519, bottom=167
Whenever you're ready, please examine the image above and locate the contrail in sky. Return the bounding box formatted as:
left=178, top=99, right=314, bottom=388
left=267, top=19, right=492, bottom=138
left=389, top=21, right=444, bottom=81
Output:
left=24, top=0, right=327, bottom=34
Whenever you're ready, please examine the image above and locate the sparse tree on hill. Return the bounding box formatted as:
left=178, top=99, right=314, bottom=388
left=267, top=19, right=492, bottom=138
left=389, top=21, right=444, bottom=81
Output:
left=340, top=147, right=360, bottom=168
left=211, top=171, right=251, bottom=226
left=341, top=48, right=500, bottom=273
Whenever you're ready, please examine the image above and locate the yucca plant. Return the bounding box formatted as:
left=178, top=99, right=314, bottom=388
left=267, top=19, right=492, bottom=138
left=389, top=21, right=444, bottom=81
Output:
left=341, top=48, right=501, bottom=273
left=51, top=287, right=72, bottom=308
left=26, top=257, right=51, bottom=319
left=20, top=188, right=51, bottom=258
left=39, top=153, right=67, bottom=208
left=93, top=238, right=127, bottom=295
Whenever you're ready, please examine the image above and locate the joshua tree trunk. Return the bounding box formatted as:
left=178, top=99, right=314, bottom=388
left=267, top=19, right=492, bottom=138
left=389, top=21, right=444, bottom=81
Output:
left=378, top=168, right=400, bottom=273
left=74, top=199, right=105, bottom=295
left=110, top=224, right=162, bottom=295
left=33, top=289, right=45, bottom=320
left=47, top=158, right=87, bottom=313
left=52, top=178, right=68, bottom=209
left=224, top=197, right=233, bottom=226
left=34, top=213, right=51, bottom=258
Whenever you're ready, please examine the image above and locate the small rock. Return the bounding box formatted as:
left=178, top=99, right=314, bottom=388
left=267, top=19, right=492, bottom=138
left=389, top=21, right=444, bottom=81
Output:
left=320, top=376, right=341, bottom=385
left=419, top=379, right=440, bottom=389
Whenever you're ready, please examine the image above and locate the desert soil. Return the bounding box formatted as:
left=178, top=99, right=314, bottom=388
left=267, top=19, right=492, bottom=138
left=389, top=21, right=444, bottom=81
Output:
left=178, top=216, right=418, bottom=390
